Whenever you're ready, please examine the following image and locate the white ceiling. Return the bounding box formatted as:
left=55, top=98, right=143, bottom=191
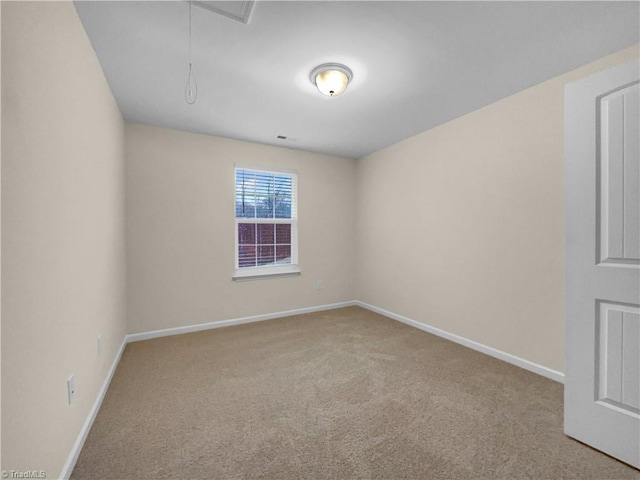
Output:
left=74, top=1, right=639, bottom=159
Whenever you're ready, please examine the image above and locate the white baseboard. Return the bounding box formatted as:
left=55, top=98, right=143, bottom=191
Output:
left=355, top=301, right=565, bottom=384
left=128, top=299, right=564, bottom=382
left=59, top=335, right=128, bottom=480
left=126, top=301, right=357, bottom=343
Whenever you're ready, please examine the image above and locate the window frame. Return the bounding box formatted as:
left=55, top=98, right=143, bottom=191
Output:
left=232, top=166, right=300, bottom=281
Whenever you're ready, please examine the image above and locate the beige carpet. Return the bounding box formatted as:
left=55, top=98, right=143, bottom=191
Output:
left=72, top=306, right=640, bottom=479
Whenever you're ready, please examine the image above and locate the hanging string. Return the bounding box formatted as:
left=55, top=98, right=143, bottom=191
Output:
left=185, top=0, right=198, bottom=105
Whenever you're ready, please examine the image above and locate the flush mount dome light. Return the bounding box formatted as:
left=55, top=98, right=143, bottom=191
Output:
left=310, top=63, right=353, bottom=97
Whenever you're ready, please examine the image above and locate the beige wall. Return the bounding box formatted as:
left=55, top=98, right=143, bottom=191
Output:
left=356, top=45, right=639, bottom=374
left=125, top=123, right=356, bottom=334
left=1, top=2, right=126, bottom=476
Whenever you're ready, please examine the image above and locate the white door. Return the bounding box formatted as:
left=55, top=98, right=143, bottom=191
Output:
left=565, top=59, right=640, bottom=469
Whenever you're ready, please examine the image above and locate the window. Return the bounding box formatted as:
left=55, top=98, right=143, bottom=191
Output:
left=233, top=167, right=299, bottom=280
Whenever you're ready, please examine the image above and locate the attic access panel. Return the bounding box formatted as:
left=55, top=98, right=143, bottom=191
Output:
left=193, top=1, right=255, bottom=24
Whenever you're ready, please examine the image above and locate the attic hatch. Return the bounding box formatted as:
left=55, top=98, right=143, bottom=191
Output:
left=193, top=1, right=255, bottom=24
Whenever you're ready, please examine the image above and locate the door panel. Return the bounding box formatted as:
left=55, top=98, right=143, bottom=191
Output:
left=597, top=301, right=640, bottom=414
left=599, top=83, right=640, bottom=265
left=565, top=60, right=640, bottom=469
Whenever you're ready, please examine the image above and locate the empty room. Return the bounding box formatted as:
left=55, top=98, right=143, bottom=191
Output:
left=1, top=1, right=640, bottom=479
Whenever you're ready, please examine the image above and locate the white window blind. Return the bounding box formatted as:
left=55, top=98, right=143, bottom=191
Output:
left=234, top=168, right=299, bottom=279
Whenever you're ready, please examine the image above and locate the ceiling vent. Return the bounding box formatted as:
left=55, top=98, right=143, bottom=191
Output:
left=193, top=1, right=255, bottom=24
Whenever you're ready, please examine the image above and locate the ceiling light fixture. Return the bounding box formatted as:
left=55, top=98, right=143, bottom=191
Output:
left=310, top=63, right=353, bottom=97
left=185, top=0, right=198, bottom=105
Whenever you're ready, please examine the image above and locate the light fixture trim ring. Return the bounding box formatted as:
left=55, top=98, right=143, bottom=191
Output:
left=309, top=63, right=353, bottom=86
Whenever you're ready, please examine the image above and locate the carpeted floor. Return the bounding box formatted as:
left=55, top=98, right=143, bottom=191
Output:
left=72, top=306, right=640, bottom=479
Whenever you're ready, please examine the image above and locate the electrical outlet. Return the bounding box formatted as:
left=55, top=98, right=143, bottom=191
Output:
left=67, top=375, right=76, bottom=405
left=97, top=334, right=103, bottom=357
left=316, top=280, right=324, bottom=290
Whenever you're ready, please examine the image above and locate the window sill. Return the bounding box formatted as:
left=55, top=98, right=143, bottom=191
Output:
left=232, top=266, right=301, bottom=282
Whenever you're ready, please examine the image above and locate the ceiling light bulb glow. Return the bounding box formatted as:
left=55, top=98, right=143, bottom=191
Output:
left=310, top=63, right=353, bottom=97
